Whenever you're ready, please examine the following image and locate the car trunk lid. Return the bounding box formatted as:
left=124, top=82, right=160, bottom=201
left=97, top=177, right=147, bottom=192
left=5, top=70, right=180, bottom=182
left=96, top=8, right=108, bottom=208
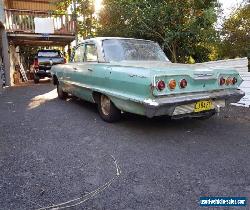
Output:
left=109, top=61, right=242, bottom=96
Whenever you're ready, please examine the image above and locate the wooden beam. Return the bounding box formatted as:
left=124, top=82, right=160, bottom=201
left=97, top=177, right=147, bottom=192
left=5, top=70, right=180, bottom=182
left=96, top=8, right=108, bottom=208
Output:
left=7, top=32, right=75, bottom=47
left=5, top=0, right=13, bottom=9
left=5, top=8, right=66, bottom=14
left=6, top=0, right=59, bottom=11
left=8, top=0, right=59, bottom=4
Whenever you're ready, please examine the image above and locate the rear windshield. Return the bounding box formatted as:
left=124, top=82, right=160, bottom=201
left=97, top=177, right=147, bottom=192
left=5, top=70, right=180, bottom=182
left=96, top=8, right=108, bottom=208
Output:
left=38, top=51, right=60, bottom=57
left=103, top=39, right=169, bottom=62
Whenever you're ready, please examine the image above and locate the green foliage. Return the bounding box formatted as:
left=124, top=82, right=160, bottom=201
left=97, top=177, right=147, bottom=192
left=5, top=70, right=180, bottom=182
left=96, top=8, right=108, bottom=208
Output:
left=53, top=0, right=72, bottom=13
left=219, top=3, right=250, bottom=59
left=55, top=0, right=97, bottom=38
left=97, top=0, right=220, bottom=63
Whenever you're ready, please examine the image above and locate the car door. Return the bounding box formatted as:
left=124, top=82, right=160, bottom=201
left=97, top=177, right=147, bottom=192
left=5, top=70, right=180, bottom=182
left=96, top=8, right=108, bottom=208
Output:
left=81, top=42, right=111, bottom=93
left=63, top=44, right=85, bottom=94
left=70, top=42, right=98, bottom=102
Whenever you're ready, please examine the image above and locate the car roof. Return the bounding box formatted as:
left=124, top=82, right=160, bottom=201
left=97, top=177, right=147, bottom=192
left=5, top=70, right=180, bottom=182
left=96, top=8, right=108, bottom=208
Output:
left=80, top=37, right=154, bottom=43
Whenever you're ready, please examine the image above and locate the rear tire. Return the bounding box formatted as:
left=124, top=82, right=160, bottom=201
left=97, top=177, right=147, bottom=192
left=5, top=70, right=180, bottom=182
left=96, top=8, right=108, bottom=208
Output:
left=34, top=74, right=39, bottom=84
left=97, top=95, right=121, bottom=122
left=57, top=82, right=68, bottom=100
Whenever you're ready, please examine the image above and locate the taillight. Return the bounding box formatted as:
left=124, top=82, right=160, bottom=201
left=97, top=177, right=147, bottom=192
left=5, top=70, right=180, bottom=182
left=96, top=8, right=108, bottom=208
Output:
left=220, top=77, right=225, bottom=86
left=226, top=77, right=233, bottom=86
left=63, top=58, right=67, bottom=64
left=157, top=80, right=166, bottom=91
left=232, top=77, right=237, bottom=85
left=179, top=79, right=187, bottom=89
left=34, top=58, right=39, bottom=68
left=168, top=79, right=176, bottom=90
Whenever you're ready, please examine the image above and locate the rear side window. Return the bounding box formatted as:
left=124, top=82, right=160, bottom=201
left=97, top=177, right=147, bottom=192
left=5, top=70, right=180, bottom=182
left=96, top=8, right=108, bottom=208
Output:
left=38, top=51, right=60, bottom=57
left=85, top=44, right=98, bottom=62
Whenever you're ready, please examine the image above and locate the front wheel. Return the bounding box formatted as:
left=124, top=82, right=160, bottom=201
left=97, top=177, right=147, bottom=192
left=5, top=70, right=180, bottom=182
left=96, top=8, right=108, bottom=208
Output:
left=57, top=82, right=68, bottom=100
left=98, top=95, right=121, bottom=123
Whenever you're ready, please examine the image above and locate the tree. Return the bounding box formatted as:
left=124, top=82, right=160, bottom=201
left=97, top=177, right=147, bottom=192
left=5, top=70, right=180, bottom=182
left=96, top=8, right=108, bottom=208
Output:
left=98, top=0, right=220, bottom=63
left=55, top=0, right=97, bottom=38
left=219, top=2, right=250, bottom=59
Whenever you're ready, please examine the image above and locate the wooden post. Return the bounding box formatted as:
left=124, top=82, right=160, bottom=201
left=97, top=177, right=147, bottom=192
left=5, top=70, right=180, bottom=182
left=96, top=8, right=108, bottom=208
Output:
left=1, top=28, right=11, bottom=86
left=68, top=44, right=71, bottom=61
left=72, top=0, right=78, bottom=45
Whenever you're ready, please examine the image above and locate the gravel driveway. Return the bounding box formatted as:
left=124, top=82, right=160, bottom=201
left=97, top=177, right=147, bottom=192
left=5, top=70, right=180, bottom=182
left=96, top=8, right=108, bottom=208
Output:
left=0, top=83, right=249, bottom=210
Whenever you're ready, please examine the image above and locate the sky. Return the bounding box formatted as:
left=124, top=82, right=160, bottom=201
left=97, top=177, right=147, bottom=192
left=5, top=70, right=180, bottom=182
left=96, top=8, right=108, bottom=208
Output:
left=217, top=0, right=245, bottom=27
left=95, top=0, right=103, bottom=14
left=219, top=0, right=244, bottom=16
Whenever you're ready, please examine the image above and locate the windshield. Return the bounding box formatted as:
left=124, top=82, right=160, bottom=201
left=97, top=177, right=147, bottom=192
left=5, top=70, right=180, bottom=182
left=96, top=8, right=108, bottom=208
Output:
left=103, top=39, right=169, bottom=62
left=38, top=51, right=60, bottom=57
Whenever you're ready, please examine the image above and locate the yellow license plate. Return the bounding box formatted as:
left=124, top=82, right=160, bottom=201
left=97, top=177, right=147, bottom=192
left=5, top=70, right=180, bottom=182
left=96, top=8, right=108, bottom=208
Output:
left=194, top=100, right=213, bottom=113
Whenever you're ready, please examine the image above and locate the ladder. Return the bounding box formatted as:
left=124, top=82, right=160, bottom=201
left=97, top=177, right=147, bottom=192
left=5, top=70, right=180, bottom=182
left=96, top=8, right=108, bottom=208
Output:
left=19, top=63, right=28, bottom=82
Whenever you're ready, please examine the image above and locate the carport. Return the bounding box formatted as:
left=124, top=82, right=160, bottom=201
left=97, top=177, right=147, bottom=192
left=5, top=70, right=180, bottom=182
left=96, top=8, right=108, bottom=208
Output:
left=2, top=0, right=76, bottom=86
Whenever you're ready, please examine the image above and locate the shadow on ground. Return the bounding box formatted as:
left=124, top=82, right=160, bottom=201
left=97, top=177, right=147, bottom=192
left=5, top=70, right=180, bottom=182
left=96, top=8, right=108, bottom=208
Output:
left=0, top=83, right=249, bottom=210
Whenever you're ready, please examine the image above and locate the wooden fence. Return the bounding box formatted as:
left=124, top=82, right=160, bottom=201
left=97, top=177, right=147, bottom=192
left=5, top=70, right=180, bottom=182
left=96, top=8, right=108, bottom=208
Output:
left=203, top=58, right=250, bottom=107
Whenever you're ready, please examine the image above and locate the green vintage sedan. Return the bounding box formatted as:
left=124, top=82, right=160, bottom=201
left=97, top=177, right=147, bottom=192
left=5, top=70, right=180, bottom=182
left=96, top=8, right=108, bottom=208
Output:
left=51, top=37, right=245, bottom=122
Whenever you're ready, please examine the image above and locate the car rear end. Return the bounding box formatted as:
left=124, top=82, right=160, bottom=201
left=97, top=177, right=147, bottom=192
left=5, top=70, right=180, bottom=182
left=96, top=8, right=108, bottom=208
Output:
left=144, top=68, right=245, bottom=118
left=34, top=50, right=66, bottom=83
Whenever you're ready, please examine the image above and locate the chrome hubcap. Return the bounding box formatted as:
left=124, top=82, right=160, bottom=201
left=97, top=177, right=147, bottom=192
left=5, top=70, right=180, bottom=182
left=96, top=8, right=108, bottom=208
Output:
left=101, top=95, right=111, bottom=116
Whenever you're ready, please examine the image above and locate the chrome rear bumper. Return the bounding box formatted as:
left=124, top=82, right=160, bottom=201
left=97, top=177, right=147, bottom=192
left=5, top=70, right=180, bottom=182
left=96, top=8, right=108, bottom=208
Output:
left=144, top=89, right=245, bottom=118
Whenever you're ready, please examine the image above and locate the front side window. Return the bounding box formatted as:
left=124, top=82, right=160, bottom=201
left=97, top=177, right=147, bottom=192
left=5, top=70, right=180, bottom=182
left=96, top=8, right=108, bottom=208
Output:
left=85, top=44, right=98, bottom=62
left=102, top=39, right=170, bottom=62
left=73, top=45, right=84, bottom=62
